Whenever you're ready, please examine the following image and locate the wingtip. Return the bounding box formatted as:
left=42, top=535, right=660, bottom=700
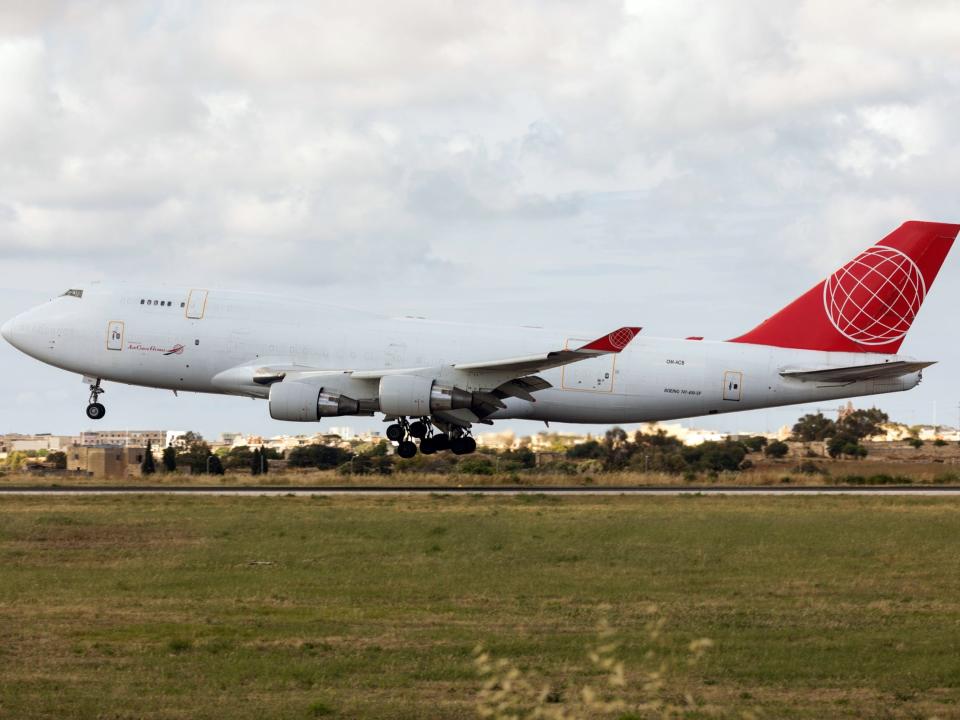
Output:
left=578, top=326, right=642, bottom=353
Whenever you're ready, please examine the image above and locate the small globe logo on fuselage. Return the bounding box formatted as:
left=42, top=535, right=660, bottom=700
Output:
left=822, top=246, right=925, bottom=346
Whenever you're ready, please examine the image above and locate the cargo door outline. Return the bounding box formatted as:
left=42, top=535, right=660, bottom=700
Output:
left=106, top=321, right=124, bottom=351
left=722, top=370, right=743, bottom=401
left=186, top=289, right=209, bottom=319
left=561, top=338, right=616, bottom=393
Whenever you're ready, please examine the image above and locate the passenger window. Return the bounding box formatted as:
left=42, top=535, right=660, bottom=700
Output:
left=140, top=299, right=144, bottom=305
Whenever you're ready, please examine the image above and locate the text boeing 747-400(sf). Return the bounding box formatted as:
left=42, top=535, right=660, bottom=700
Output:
left=3, top=221, right=957, bottom=457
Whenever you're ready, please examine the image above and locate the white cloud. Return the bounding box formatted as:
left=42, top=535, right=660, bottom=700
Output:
left=1, top=0, right=959, bottom=437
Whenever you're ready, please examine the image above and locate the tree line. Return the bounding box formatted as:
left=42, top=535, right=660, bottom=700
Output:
left=789, top=408, right=889, bottom=458
left=9, top=405, right=941, bottom=479
left=140, top=433, right=280, bottom=476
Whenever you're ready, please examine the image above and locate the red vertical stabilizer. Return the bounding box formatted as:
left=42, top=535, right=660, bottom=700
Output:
left=729, top=221, right=959, bottom=354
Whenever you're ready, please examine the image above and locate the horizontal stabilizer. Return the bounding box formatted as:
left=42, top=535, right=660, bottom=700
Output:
left=780, top=360, right=935, bottom=383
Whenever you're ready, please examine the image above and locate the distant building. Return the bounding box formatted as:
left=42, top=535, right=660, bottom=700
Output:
left=80, top=430, right=167, bottom=448
left=67, top=445, right=147, bottom=479
left=0, top=433, right=77, bottom=453
left=527, top=432, right=588, bottom=451
left=475, top=430, right=517, bottom=450
left=871, top=423, right=960, bottom=443
left=637, top=422, right=729, bottom=446
left=166, top=430, right=191, bottom=447
left=327, top=426, right=355, bottom=440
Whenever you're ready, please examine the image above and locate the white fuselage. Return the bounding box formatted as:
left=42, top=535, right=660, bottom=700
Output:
left=1, top=286, right=924, bottom=424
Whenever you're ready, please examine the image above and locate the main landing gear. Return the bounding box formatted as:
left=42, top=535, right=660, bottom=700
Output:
left=86, top=379, right=106, bottom=420
left=385, top=417, right=476, bottom=457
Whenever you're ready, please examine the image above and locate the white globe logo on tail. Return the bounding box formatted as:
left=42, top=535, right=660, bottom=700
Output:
left=607, top=327, right=636, bottom=350
left=822, top=246, right=926, bottom=346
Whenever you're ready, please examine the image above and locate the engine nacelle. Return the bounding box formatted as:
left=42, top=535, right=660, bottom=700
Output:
left=269, top=381, right=360, bottom=422
left=378, top=375, right=473, bottom=416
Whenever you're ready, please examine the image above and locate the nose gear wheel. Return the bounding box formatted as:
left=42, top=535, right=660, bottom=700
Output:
left=86, top=379, right=106, bottom=420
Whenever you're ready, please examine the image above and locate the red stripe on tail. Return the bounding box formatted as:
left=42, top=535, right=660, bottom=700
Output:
left=729, top=221, right=959, bottom=354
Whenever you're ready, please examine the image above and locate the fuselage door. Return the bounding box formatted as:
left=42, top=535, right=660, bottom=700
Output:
left=106, top=321, right=124, bottom=351
left=186, top=289, right=209, bottom=319
left=722, top=370, right=743, bottom=401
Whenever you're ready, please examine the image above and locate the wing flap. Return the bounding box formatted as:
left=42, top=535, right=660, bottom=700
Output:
left=780, top=360, right=935, bottom=383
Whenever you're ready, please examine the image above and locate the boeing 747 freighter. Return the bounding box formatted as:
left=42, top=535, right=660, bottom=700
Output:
left=3, top=221, right=956, bottom=456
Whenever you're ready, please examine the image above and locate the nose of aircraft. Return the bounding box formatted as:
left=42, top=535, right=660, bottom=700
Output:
left=1, top=317, right=15, bottom=345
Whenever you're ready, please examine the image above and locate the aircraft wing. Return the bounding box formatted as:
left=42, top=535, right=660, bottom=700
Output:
left=349, top=326, right=642, bottom=383
left=215, top=326, right=641, bottom=424
left=354, top=326, right=641, bottom=419
left=451, top=326, right=642, bottom=375
left=779, top=360, right=934, bottom=384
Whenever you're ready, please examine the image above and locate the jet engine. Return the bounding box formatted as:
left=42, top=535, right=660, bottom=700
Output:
left=269, top=381, right=360, bottom=422
left=378, top=375, right=473, bottom=416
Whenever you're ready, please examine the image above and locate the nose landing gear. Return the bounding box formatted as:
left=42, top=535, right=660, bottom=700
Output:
left=86, top=379, right=106, bottom=420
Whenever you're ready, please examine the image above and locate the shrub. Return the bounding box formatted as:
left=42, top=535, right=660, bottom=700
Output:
left=764, top=440, right=790, bottom=458
left=287, top=444, right=353, bottom=470
left=933, top=472, right=960, bottom=484
left=907, top=437, right=924, bottom=449
left=161, top=446, right=177, bottom=472
left=566, top=441, right=605, bottom=460
left=933, top=439, right=948, bottom=447
left=47, top=451, right=67, bottom=469
left=458, top=457, right=495, bottom=475
left=827, top=433, right=868, bottom=459
left=681, top=440, right=746, bottom=472
left=835, top=474, right=912, bottom=485
left=338, top=455, right=393, bottom=476
left=792, top=413, right=836, bottom=441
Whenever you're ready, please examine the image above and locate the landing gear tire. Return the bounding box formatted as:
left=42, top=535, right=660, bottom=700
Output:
left=86, top=378, right=106, bottom=420
left=86, top=402, right=106, bottom=420
left=409, top=420, right=428, bottom=439
left=386, top=423, right=404, bottom=442
left=419, top=436, right=436, bottom=455
left=431, top=433, right=450, bottom=451
left=397, top=440, right=418, bottom=459
left=451, top=436, right=476, bottom=455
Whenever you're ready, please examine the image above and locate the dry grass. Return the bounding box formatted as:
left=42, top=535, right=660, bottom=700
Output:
left=2, top=494, right=960, bottom=718
left=4, top=460, right=960, bottom=488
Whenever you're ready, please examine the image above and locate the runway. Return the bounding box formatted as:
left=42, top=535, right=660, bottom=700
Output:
left=2, top=485, right=960, bottom=496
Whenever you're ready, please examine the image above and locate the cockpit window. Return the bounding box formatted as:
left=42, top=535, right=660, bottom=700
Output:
left=61, top=289, right=83, bottom=299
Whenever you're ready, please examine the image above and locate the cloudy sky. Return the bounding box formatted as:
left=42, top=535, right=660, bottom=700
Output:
left=2, top=0, right=959, bottom=440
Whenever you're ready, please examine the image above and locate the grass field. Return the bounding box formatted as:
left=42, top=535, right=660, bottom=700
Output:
left=2, top=495, right=960, bottom=718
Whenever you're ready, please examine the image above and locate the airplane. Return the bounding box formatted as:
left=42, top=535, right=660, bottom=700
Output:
left=2, top=220, right=956, bottom=458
